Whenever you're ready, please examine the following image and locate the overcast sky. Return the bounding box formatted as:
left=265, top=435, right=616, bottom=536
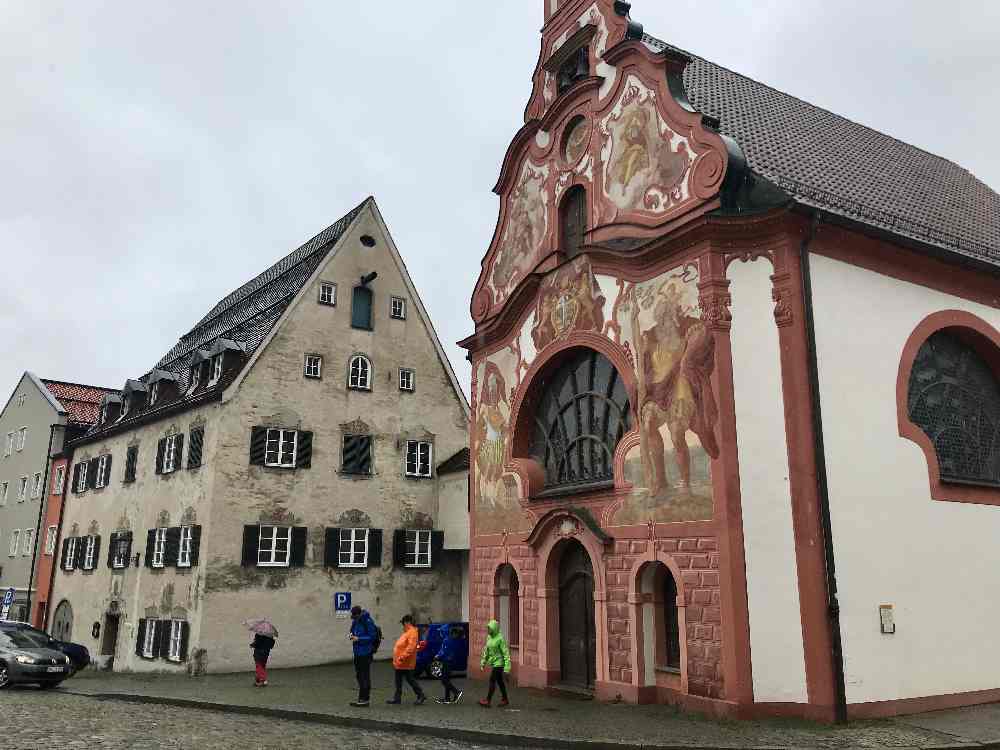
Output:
left=2, top=0, right=998, bottom=404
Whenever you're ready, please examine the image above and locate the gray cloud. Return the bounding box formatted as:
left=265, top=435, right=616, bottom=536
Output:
left=1, top=1, right=996, bottom=402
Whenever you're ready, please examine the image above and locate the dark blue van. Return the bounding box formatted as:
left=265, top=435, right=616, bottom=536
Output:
left=416, top=622, right=469, bottom=678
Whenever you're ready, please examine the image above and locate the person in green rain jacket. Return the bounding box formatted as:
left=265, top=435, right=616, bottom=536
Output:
left=478, top=619, right=511, bottom=707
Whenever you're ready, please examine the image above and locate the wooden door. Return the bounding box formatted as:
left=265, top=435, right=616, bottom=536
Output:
left=51, top=601, right=73, bottom=641
left=559, top=541, right=596, bottom=688
left=101, top=614, right=120, bottom=665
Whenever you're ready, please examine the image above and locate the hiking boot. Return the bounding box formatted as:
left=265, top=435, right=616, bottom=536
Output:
left=349, top=701, right=370, bottom=708
left=415, top=695, right=426, bottom=706
left=385, top=698, right=401, bottom=705
left=453, top=690, right=464, bottom=704
left=435, top=697, right=451, bottom=704
left=499, top=699, right=510, bottom=707
left=260, top=681, right=268, bottom=687
left=478, top=698, right=491, bottom=708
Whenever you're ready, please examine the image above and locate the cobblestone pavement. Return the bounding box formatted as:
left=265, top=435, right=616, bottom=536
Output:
left=0, top=689, right=504, bottom=750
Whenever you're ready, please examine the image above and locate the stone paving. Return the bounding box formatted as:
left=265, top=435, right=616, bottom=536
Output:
left=0, top=688, right=500, bottom=750
left=57, top=661, right=1000, bottom=749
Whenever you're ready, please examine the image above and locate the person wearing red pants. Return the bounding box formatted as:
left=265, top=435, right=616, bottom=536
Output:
left=251, top=633, right=276, bottom=687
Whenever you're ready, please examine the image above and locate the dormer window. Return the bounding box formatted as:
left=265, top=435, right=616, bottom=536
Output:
left=120, top=395, right=130, bottom=419
left=148, top=382, right=160, bottom=407
left=557, top=45, right=589, bottom=94
left=209, top=354, right=223, bottom=386
left=189, top=363, right=202, bottom=393
left=99, top=404, right=108, bottom=425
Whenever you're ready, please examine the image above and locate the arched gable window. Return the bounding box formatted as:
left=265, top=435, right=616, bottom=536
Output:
left=528, top=348, right=630, bottom=493
left=560, top=185, right=587, bottom=260
left=348, top=355, right=372, bottom=391
left=907, top=330, right=1000, bottom=486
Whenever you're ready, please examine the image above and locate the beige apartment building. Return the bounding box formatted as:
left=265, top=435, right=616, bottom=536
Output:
left=48, top=198, right=470, bottom=673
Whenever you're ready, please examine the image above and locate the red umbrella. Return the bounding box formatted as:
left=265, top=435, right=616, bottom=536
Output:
left=243, top=618, right=278, bottom=638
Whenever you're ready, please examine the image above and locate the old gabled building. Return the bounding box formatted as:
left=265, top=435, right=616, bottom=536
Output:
left=49, top=197, right=470, bottom=673
left=461, top=0, right=1000, bottom=721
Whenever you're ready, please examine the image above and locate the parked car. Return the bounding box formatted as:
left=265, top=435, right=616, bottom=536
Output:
left=0, top=622, right=90, bottom=675
left=0, top=627, right=73, bottom=688
left=416, top=622, right=469, bottom=679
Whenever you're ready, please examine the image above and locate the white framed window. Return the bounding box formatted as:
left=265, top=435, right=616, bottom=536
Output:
left=142, top=618, right=159, bottom=658
left=17, top=476, right=28, bottom=502
left=399, top=368, right=415, bottom=392
left=163, top=435, right=180, bottom=474
left=152, top=528, right=168, bottom=568
left=148, top=382, right=160, bottom=406
left=21, top=529, right=33, bottom=556
left=257, top=526, right=291, bottom=567
left=44, top=526, right=58, bottom=556
left=0, top=482, right=7, bottom=506
left=75, top=461, right=88, bottom=493
left=178, top=526, right=193, bottom=568
left=208, top=354, right=223, bottom=385
left=167, top=620, right=184, bottom=662
left=9, top=529, right=20, bottom=557
left=83, top=535, right=96, bottom=569
left=349, top=355, right=371, bottom=390
left=16, top=427, right=27, bottom=451
left=390, top=296, right=406, bottom=320
left=304, top=355, right=323, bottom=379
left=95, top=455, right=110, bottom=488
left=405, top=529, right=432, bottom=568
left=405, top=440, right=433, bottom=478
left=17, top=394, right=25, bottom=407
left=53, top=465, right=65, bottom=495
left=111, top=535, right=130, bottom=569
left=4, top=432, right=12, bottom=456
left=31, top=472, right=42, bottom=498
left=188, top=363, right=202, bottom=393
left=120, top=394, right=130, bottom=418
left=319, top=281, right=337, bottom=305
left=264, top=428, right=298, bottom=468
left=339, top=528, right=369, bottom=568
left=63, top=537, right=77, bottom=570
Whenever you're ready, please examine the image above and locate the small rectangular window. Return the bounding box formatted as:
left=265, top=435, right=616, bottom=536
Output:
left=319, top=282, right=337, bottom=306
left=16, top=427, right=27, bottom=451
left=405, top=440, right=433, bottom=478
left=83, top=535, right=96, bottom=569
left=178, top=526, right=193, bottom=568
left=52, top=466, right=65, bottom=495
left=0, top=482, right=7, bottom=505
left=152, top=528, right=168, bottom=568
left=142, top=619, right=159, bottom=658
left=399, top=368, right=415, bottom=392
left=112, top=534, right=130, bottom=569
left=257, top=526, right=291, bottom=567
left=163, top=435, right=181, bottom=474
left=63, top=537, right=77, bottom=571
left=16, top=477, right=27, bottom=502
left=31, top=472, right=43, bottom=498
left=341, top=435, right=372, bottom=475
left=4, top=433, right=12, bottom=456
left=44, top=526, right=58, bottom=556
left=339, top=528, right=369, bottom=567
left=304, top=355, right=323, bottom=379
left=405, top=529, right=432, bottom=568
left=390, top=296, right=406, bottom=320
left=124, top=446, right=138, bottom=483
left=21, top=529, right=33, bottom=557
left=9, top=530, right=20, bottom=557
left=265, top=428, right=298, bottom=468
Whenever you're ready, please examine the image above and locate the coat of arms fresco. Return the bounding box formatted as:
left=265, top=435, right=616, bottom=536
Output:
left=531, top=258, right=605, bottom=351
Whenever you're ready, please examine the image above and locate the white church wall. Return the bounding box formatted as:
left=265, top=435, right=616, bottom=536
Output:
left=729, top=259, right=809, bottom=704
left=810, top=252, right=1000, bottom=705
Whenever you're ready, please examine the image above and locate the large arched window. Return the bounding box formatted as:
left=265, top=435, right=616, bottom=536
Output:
left=560, top=186, right=587, bottom=260
left=348, top=355, right=372, bottom=391
left=528, top=348, right=631, bottom=493
left=907, top=330, right=1000, bottom=486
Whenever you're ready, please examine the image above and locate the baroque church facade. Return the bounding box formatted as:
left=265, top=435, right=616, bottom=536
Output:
left=461, top=0, right=1000, bottom=720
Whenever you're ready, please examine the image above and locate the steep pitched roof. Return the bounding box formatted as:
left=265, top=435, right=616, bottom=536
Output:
left=41, top=380, right=119, bottom=425
left=437, top=447, right=470, bottom=475
left=75, top=197, right=370, bottom=442
left=641, top=35, right=1000, bottom=266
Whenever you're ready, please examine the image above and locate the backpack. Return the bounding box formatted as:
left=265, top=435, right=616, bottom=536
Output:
left=370, top=621, right=383, bottom=654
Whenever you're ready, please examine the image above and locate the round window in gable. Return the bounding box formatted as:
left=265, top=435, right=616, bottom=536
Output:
left=360, top=235, right=377, bottom=248
left=561, top=115, right=591, bottom=166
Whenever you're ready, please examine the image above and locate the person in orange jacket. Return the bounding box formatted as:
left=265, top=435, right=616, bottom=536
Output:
left=387, top=614, right=426, bottom=705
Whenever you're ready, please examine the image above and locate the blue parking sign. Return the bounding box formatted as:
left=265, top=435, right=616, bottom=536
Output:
left=334, top=592, right=351, bottom=613
left=2, top=588, right=13, bottom=607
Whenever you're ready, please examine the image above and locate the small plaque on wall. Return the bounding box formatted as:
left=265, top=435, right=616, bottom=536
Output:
left=879, top=604, right=895, bottom=634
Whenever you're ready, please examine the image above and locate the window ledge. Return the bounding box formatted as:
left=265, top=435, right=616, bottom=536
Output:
left=338, top=471, right=375, bottom=479
left=655, top=666, right=681, bottom=675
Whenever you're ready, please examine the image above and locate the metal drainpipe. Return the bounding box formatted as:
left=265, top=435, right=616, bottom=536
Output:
left=24, top=422, right=57, bottom=626
left=798, top=212, right=848, bottom=723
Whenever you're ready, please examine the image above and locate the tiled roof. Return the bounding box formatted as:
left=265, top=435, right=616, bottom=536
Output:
left=437, top=447, right=470, bottom=475
left=75, top=197, right=369, bottom=443
left=642, top=35, right=1000, bottom=265
left=41, top=380, right=119, bottom=425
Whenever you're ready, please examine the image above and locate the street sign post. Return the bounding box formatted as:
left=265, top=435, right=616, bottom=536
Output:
left=1, top=587, right=15, bottom=622
left=333, top=592, right=351, bottom=619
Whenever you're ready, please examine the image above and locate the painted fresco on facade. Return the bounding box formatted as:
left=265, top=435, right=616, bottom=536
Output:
left=531, top=257, right=606, bottom=350
left=490, top=161, right=550, bottom=302
left=600, top=76, right=692, bottom=214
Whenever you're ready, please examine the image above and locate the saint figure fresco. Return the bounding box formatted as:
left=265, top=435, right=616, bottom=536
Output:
left=491, top=164, right=548, bottom=299
left=474, top=362, right=511, bottom=511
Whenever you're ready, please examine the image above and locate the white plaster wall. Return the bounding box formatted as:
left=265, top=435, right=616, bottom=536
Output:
left=439, top=472, right=470, bottom=550
left=729, top=259, right=808, bottom=703
left=811, top=253, right=1000, bottom=704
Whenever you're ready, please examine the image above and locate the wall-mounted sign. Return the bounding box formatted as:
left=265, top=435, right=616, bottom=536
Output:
left=879, top=604, right=895, bottom=635
left=334, top=592, right=352, bottom=619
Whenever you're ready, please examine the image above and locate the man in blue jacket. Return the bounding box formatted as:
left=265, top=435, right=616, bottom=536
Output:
left=349, top=605, right=378, bottom=707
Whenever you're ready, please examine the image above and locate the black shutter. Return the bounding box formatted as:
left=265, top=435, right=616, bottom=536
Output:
left=90, top=536, right=102, bottom=571
left=72, top=539, right=83, bottom=570
left=164, top=527, right=181, bottom=567
left=104, top=455, right=113, bottom=486
left=174, top=434, right=184, bottom=470
left=180, top=622, right=190, bottom=662
left=188, top=428, right=204, bottom=468
left=297, top=431, right=313, bottom=469
left=127, top=446, right=138, bottom=482
left=155, top=439, right=166, bottom=474
left=290, top=527, right=308, bottom=567
left=249, top=427, right=267, bottom=466
left=189, top=526, right=202, bottom=567
left=342, top=435, right=372, bottom=475
left=124, top=532, right=133, bottom=566
left=87, top=458, right=99, bottom=489
left=351, top=286, right=373, bottom=330
left=324, top=528, right=340, bottom=568
left=152, top=621, right=165, bottom=659
left=145, top=530, right=156, bottom=568
left=241, top=526, right=259, bottom=567
left=135, top=619, right=147, bottom=657
left=60, top=538, right=71, bottom=570
left=431, top=531, right=444, bottom=568
left=71, top=464, right=81, bottom=494
left=368, top=529, right=383, bottom=569
left=392, top=529, right=406, bottom=567
left=107, top=533, right=117, bottom=568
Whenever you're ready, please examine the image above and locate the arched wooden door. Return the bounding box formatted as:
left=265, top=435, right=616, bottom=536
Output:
left=559, top=540, right=596, bottom=688
left=51, top=600, right=73, bottom=641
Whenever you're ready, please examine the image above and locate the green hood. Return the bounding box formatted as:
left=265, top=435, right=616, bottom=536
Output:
left=487, top=619, right=499, bottom=636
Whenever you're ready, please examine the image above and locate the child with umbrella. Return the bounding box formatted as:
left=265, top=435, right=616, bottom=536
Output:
left=244, top=618, right=278, bottom=687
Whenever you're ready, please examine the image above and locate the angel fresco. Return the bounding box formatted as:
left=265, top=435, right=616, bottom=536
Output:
left=491, top=166, right=548, bottom=297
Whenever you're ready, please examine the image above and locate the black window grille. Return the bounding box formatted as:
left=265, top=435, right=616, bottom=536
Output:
left=561, top=186, right=587, bottom=259
left=528, top=349, right=630, bottom=493
left=907, top=330, right=1000, bottom=486
left=342, top=435, right=372, bottom=476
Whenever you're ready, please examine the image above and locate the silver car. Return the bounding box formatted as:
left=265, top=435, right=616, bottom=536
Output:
left=0, top=628, right=73, bottom=689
